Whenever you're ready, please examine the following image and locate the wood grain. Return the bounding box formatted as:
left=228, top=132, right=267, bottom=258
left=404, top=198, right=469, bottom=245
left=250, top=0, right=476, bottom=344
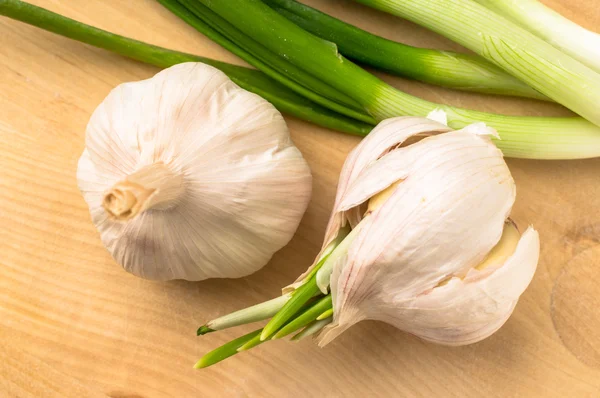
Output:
left=552, top=246, right=600, bottom=368
left=0, top=344, right=108, bottom=398
left=1, top=0, right=600, bottom=396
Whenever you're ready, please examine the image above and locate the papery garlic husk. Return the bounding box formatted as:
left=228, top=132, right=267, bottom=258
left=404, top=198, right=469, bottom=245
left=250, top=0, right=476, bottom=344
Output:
left=77, top=63, right=312, bottom=281
left=293, top=116, right=539, bottom=346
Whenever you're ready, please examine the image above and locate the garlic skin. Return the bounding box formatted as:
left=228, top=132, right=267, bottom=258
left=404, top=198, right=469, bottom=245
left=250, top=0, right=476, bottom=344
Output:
left=77, top=63, right=312, bottom=281
left=296, top=117, right=539, bottom=346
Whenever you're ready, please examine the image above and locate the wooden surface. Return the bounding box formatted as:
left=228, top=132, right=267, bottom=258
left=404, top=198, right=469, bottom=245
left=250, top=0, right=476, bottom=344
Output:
left=1, top=1, right=600, bottom=396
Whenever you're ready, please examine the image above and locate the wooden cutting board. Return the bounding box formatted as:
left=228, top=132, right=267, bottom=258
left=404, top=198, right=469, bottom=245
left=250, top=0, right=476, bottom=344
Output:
left=1, top=0, right=599, bottom=396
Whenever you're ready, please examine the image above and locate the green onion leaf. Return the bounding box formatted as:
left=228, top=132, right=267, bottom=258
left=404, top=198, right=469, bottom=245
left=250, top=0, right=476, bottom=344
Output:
left=353, top=0, right=600, bottom=127
left=473, top=0, right=600, bottom=74
left=185, top=0, right=600, bottom=159
left=263, top=0, right=548, bottom=100
left=159, top=0, right=376, bottom=124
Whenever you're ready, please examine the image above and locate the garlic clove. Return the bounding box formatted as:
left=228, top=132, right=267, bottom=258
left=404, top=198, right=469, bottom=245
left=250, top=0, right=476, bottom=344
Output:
left=337, top=151, right=409, bottom=214
left=464, top=226, right=539, bottom=302
left=472, top=220, right=521, bottom=274
left=335, top=117, right=451, bottom=228
left=393, top=226, right=540, bottom=346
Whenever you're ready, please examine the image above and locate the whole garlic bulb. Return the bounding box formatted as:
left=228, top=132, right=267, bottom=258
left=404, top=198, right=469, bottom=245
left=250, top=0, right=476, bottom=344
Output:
left=298, top=116, right=540, bottom=346
left=77, top=63, right=312, bottom=281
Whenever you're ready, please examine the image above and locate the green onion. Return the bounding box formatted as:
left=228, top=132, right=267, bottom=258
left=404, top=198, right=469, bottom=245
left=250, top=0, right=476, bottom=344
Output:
left=178, top=0, right=600, bottom=159
left=7, top=0, right=600, bottom=159
left=473, top=0, right=600, bottom=74
left=158, top=0, right=376, bottom=124
left=0, top=0, right=373, bottom=136
left=263, top=0, right=547, bottom=100
left=352, top=0, right=600, bottom=127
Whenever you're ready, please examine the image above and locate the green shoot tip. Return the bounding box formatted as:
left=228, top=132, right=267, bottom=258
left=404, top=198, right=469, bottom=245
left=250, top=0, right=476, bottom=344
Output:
left=259, top=329, right=273, bottom=341
left=197, top=325, right=215, bottom=336
left=316, top=308, right=333, bottom=321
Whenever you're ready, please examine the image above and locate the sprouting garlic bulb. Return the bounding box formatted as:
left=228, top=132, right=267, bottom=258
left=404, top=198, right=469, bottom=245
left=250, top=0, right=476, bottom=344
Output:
left=297, top=115, right=540, bottom=346
left=77, top=63, right=312, bottom=281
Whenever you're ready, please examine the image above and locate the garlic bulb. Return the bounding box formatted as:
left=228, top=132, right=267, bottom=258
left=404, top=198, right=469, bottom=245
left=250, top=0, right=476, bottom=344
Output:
left=192, top=116, right=541, bottom=369
left=306, top=116, right=540, bottom=346
left=77, top=63, right=312, bottom=281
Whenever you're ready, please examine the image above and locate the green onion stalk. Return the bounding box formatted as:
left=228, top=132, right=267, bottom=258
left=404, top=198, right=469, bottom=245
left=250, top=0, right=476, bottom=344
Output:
left=157, top=0, right=376, bottom=124
left=194, top=225, right=357, bottom=369
left=0, top=0, right=373, bottom=136
left=262, top=0, right=548, bottom=101
left=472, top=0, right=600, bottom=74
left=352, top=0, right=600, bottom=127
left=166, top=0, right=600, bottom=159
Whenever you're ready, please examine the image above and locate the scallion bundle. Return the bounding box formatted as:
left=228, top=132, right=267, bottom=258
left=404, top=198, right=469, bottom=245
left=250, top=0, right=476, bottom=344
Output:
left=262, top=0, right=548, bottom=100
left=162, top=0, right=600, bottom=159
left=353, top=0, right=600, bottom=127
left=4, top=0, right=600, bottom=159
